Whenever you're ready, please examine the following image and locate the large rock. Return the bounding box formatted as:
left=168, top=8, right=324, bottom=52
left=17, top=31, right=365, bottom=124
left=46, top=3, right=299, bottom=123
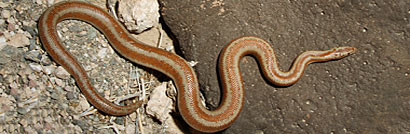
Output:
left=159, top=0, right=409, bottom=133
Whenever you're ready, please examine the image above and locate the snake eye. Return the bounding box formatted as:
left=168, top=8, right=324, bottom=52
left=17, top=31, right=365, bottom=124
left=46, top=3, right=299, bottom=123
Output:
left=332, top=46, right=357, bottom=59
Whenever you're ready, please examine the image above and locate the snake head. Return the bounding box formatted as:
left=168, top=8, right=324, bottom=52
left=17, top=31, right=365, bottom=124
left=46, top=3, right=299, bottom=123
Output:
left=327, top=46, right=357, bottom=59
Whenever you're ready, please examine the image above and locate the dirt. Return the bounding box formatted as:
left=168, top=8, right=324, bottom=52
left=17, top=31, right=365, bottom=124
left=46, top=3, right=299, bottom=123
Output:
left=1, top=0, right=173, bottom=133
left=1, top=0, right=408, bottom=133
left=159, top=0, right=409, bottom=133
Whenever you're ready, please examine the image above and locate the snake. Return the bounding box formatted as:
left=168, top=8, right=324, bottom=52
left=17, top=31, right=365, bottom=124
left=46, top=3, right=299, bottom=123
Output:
left=38, top=1, right=356, bottom=133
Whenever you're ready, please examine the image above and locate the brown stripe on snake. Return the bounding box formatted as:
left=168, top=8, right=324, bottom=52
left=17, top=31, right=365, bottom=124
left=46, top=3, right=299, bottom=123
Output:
left=38, top=1, right=357, bottom=133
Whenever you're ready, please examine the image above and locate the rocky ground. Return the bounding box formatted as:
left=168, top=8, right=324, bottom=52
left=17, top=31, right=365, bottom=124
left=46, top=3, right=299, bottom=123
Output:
left=0, top=0, right=180, bottom=133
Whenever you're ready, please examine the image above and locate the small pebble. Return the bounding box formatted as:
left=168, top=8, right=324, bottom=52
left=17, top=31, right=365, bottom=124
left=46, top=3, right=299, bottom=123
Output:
left=42, top=65, right=55, bottom=75
left=28, top=73, right=37, bottom=80
left=0, top=18, right=4, bottom=26
left=0, top=36, right=6, bottom=49
left=0, top=45, right=20, bottom=64
left=59, top=110, right=68, bottom=118
left=28, top=79, right=37, bottom=87
left=78, top=31, right=87, bottom=37
left=72, top=120, right=88, bottom=130
left=61, top=27, right=68, bottom=32
left=7, top=22, right=16, bottom=31
left=0, top=53, right=11, bottom=65
left=78, top=96, right=90, bottom=112
left=97, top=48, right=108, bottom=58
left=1, top=9, right=11, bottom=18
left=8, top=33, right=30, bottom=47
left=29, top=63, right=42, bottom=72
left=25, top=50, right=41, bottom=62
left=41, top=55, right=52, bottom=65
left=0, top=96, right=14, bottom=113
left=60, top=103, right=69, bottom=110
left=33, top=123, right=42, bottom=131
left=22, top=26, right=37, bottom=37
left=66, top=91, right=76, bottom=100
left=87, top=28, right=97, bottom=39
left=9, top=82, right=18, bottom=89
left=114, top=117, right=125, bottom=125
left=17, top=107, right=29, bottom=115
left=109, top=58, right=118, bottom=65
left=19, top=119, right=28, bottom=127
left=24, top=126, right=36, bottom=134
left=54, top=66, right=70, bottom=79
left=54, top=78, right=65, bottom=87
left=51, top=92, right=59, bottom=100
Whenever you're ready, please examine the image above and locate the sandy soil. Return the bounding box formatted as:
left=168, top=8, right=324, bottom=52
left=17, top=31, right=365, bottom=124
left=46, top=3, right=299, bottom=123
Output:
left=160, top=0, right=409, bottom=133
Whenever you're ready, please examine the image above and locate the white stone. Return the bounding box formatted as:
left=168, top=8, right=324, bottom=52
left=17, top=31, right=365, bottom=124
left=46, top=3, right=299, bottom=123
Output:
left=0, top=36, right=6, bottom=50
left=146, top=83, right=173, bottom=123
left=97, top=48, right=108, bottom=58
left=29, top=63, right=42, bottom=72
left=42, top=65, right=56, bottom=75
left=1, top=10, right=11, bottom=18
left=7, top=33, right=30, bottom=47
left=118, top=0, right=160, bottom=33
left=54, top=66, right=70, bottom=79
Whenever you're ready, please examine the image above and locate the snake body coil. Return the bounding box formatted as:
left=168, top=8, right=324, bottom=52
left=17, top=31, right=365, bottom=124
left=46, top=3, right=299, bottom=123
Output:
left=39, top=1, right=356, bottom=132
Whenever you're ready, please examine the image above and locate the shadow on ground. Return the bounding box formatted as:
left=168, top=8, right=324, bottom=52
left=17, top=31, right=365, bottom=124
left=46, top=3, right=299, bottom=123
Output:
left=159, top=0, right=409, bottom=133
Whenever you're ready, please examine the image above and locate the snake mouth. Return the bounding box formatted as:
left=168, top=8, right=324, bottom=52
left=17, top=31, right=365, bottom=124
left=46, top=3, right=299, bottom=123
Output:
left=346, top=47, right=357, bottom=54
left=333, top=46, right=357, bottom=59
